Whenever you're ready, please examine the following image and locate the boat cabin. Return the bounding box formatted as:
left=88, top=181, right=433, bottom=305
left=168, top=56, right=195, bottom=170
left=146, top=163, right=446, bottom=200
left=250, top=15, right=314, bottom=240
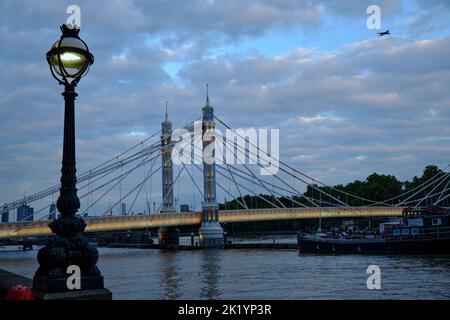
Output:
left=384, top=206, right=449, bottom=238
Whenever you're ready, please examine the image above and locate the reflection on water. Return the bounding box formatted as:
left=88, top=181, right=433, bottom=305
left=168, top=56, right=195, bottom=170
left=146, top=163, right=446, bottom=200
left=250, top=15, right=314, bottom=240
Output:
left=159, top=251, right=182, bottom=300
left=1, top=236, right=450, bottom=300
left=155, top=250, right=222, bottom=300
left=199, top=251, right=221, bottom=299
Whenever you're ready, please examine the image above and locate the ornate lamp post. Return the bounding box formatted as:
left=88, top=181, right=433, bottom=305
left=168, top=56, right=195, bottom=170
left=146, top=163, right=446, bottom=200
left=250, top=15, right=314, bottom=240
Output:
left=33, top=25, right=110, bottom=299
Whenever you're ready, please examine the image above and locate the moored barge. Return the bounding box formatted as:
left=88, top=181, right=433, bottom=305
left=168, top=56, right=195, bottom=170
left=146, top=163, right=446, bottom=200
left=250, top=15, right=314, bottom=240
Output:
left=298, top=206, right=450, bottom=254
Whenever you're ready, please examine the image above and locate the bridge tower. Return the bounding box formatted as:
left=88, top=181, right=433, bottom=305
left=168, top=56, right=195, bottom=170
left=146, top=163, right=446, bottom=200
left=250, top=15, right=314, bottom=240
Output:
left=157, top=102, right=180, bottom=245
left=198, top=85, right=224, bottom=247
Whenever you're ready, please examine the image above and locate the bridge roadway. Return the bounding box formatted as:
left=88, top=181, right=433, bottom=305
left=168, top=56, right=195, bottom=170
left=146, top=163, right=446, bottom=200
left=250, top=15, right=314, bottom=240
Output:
left=0, top=207, right=402, bottom=239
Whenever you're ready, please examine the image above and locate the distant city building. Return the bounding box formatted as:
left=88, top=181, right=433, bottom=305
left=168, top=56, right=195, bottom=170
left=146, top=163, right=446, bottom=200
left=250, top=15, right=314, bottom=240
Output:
left=180, top=204, right=191, bottom=212
left=121, top=203, right=127, bottom=216
left=48, top=203, right=57, bottom=220
left=1, top=204, right=9, bottom=223
left=17, top=204, right=33, bottom=222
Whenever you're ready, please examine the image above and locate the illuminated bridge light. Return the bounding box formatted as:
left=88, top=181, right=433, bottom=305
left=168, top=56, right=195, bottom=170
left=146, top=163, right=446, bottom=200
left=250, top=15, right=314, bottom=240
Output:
left=0, top=207, right=403, bottom=239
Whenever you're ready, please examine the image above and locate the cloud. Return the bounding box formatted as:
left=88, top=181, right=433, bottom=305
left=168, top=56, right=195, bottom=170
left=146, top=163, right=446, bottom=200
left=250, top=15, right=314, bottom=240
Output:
left=322, top=0, right=403, bottom=18
left=298, top=113, right=344, bottom=125
left=0, top=0, right=449, bottom=218
left=355, top=155, right=368, bottom=161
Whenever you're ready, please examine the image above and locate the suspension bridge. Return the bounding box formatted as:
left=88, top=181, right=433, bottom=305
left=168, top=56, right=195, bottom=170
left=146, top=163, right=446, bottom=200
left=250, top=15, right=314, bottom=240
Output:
left=0, top=93, right=449, bottom=243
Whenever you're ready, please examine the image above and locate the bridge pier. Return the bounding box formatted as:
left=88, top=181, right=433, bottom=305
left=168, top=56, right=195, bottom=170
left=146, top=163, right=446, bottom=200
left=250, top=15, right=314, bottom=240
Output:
left=157, top=226, right=180, bottom=246
left=199, top=221, right=224, bottom=247
left=199, top=86, right=224, bottom=248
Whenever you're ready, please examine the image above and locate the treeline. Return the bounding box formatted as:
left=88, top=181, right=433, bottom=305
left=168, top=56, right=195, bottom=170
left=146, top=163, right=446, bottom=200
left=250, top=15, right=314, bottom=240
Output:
left=218, top=165, right=448, bottom=233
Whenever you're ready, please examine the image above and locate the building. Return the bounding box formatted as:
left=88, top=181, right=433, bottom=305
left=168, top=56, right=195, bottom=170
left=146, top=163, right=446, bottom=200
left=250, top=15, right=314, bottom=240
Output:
left=48, top=203, right=57, bottom=220
left=1, top=204, right=9, bottom=223
left=180, top=204, right=191, bottom=212
left=121, top=203, right=127, bottom=216
left=17, top=204, right=33, bottom=222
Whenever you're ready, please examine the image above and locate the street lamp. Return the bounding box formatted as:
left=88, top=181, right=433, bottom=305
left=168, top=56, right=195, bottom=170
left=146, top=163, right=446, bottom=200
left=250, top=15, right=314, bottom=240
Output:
left=33, top=25, right=110, bottom=299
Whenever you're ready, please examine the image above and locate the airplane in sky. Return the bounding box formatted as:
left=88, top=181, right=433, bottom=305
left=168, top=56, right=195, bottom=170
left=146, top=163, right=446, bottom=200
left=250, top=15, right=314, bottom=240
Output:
left=378, top=30, right=390, bottom=36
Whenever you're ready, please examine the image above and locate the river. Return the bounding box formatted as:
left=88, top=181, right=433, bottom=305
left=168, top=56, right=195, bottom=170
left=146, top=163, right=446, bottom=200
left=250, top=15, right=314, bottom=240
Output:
left=1, top=235, right=450, bottom=299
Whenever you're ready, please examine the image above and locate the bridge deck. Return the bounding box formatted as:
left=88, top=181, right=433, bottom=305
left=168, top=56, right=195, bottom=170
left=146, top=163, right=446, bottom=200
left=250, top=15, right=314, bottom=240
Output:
left=0, top=207, right=402, bottom=239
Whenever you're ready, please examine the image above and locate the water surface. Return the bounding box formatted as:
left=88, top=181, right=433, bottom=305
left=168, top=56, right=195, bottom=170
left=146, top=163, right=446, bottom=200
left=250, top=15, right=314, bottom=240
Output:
left=1, top=235, right=450, bottom=299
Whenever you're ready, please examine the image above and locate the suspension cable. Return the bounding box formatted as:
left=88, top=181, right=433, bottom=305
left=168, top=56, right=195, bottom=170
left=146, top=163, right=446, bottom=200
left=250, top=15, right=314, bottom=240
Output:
left=220, top=136, right=319, bottom=207
left=414, top=173, right=450, bottom=208
left=215, top=115, right=449, bottom=207
left=397, top=172, right=449, bottom=207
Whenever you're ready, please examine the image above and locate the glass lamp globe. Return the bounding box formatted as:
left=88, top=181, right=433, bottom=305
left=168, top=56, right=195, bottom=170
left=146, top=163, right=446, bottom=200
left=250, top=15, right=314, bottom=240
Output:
left=46, top=25, right=94, bottom=84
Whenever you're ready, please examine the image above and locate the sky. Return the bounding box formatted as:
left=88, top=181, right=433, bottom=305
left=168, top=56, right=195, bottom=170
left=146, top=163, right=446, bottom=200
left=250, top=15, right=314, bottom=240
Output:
left=0, top=0, right=449, bottom=218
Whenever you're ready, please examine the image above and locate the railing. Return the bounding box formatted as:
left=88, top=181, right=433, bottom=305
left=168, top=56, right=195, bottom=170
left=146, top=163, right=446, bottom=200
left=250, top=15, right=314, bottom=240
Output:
left=385, top=226, right=450, bottom=241
left=299, top=225, right=450, bottom=242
